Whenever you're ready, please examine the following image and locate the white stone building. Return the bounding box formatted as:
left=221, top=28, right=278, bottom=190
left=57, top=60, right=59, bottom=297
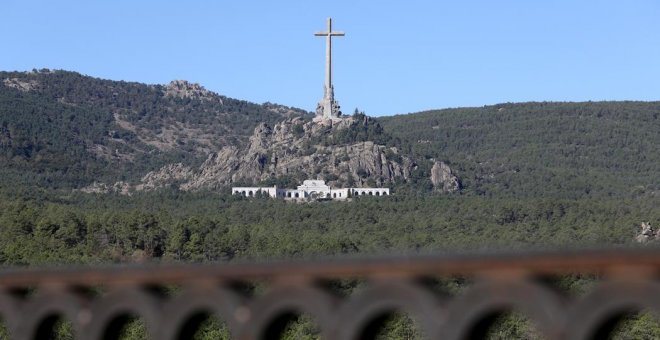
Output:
left=232, top=180, right=389, bottom=201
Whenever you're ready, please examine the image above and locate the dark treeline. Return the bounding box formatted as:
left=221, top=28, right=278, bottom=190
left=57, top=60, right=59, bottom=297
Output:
left=1, top=191, right=657, bottom=265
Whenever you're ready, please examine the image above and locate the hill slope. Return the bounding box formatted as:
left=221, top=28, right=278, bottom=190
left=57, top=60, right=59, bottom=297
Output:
left=379, top=101, right=660, bottom=198
left=0, top=69, right=308, bottom=191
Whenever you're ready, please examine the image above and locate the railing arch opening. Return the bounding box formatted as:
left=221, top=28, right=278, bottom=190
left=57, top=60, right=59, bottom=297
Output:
left=175, top=311, right=233, bottom=340
left=465, top=309, right=545, bottom=340
left=358, top=311, right=424, bottom=340
left=34, top=314, right=75, bottom=340
left=262, top=311, right=321, bottom=340
left=0, top=318, right=9, bottom=340
left=102, top=314, right=149, bottom=340
left=590, top=310, right=660, bottom=340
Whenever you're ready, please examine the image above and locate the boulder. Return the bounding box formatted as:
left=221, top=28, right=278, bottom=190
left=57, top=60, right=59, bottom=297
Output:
left=430, top=161, right=460, bottom=193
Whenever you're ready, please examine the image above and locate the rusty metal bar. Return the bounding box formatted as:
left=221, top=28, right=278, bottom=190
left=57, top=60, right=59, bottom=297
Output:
left=0, top=248, right=659, bottom=288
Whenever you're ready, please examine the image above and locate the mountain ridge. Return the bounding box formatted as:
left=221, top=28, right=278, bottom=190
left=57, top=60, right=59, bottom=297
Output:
left=1, top=69, right=658, bottom=199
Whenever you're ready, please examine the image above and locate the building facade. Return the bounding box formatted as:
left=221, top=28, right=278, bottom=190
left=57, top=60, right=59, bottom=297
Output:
left=232, top=180, right=389, bottom=201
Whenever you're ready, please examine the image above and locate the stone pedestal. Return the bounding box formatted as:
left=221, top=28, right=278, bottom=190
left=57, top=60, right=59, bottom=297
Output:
left=315, top=85, right=342, bottom=121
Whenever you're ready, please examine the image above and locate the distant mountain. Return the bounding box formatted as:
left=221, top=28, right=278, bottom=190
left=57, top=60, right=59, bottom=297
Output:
left=1, top=69, right=658, bottom=199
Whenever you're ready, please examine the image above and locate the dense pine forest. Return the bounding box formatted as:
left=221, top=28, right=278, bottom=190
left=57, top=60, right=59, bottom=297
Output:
left=1, top=70, right=659, bottom=338
left=2, top=191, right=657, bottom=265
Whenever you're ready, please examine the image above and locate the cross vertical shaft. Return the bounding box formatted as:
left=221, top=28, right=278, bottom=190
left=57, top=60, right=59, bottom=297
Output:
left=326, top=19, right=332, bottom=94
left=314, top=17, right=345, bottom=120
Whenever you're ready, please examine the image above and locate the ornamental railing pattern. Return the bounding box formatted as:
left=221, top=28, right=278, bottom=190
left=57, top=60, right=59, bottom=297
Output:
left=0, top=249, right=659, bottom=339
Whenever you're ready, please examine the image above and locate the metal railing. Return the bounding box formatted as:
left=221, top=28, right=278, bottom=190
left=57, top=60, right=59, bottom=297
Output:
left=0, top=249, right=659, bottom=339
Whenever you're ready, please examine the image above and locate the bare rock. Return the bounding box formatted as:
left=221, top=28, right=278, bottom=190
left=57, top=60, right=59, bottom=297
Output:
left=430, top=161, right=460, bottom=193
left=136, top=163, right=194, bottom=191
left=163, top=80, right=217, bottom=102
left=635, top=222, right=656, bottom=243
left=3, top=78, right=38, bottom=92
left=78, top=181, right=110, bottom=194
left=112, top=181, right=132, bottom=195
left=78, top=180, right=131, bottom=195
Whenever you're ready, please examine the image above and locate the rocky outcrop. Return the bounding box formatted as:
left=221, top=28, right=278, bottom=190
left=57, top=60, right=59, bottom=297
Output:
left=163, top=80, right=217, bottom=102
left=3, top=78, right=38, bottom=92
left=635, top=222, right=658, bottom=243
left=136, top=163, right=194, bottom=191
left=430, top=161, right=460, bottom=193
left=78, top=181, right=131, bottom=195
left=181, top=117, right=416, bottom=190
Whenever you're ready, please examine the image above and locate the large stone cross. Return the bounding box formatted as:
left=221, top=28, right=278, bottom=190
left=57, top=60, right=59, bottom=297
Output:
left=314, top=17, right=345, bottom=121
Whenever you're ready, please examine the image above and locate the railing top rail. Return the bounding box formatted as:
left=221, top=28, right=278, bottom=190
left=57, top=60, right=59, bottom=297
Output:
left=1, top=248, right=659, bottom=288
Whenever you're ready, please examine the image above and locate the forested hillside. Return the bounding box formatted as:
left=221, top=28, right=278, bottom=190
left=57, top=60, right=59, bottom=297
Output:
left=0, top=70, right=308, bottom=190
left=379, top=101, right=659, bottom=198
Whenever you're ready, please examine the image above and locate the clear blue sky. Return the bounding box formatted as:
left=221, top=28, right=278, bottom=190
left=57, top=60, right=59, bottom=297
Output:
left=3, top=1, right=660, bottom=116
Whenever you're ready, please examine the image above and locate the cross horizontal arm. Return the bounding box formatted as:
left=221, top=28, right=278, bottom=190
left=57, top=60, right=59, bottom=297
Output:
left=314, top=31, right=345, bottom=36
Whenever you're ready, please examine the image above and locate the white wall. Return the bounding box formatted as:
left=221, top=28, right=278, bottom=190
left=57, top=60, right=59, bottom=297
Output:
left=232, top=185, right=389, bottom=200
left=232, top=187, right=277, bottom=198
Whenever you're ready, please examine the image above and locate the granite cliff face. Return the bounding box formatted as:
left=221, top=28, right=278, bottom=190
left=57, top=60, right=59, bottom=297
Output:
left=183, top=119, right=416, bottom=189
